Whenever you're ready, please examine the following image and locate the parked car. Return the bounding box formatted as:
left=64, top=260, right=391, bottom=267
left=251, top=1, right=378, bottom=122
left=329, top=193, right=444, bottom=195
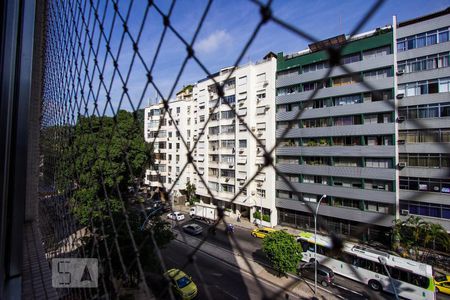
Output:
left=435, top=275, right=450, bottom=295
left=164, top=268, right=198, bottom=300
left=298, top=262, right=335, bottom=287
left=251, top=227, right=276, bottom=239
left=167, top=211, right=185, bottom=221
left=182, top=223, right=203, bottom=235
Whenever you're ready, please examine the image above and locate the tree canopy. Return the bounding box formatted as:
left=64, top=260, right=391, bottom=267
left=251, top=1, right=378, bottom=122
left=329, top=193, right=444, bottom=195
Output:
left=58, top=110, right=153, bottom=225
left=262, top=230, right=303, bottom=276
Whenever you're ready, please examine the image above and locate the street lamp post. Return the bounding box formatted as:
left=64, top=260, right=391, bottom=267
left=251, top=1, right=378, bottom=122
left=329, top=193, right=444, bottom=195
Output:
left=314, top=194, right=327, bottom=296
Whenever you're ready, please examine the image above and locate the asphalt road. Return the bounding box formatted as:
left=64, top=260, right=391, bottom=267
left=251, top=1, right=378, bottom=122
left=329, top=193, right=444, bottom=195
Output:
left=165, top=212, right=450, bottom=300
left=161, top=238, right=299, bottom=300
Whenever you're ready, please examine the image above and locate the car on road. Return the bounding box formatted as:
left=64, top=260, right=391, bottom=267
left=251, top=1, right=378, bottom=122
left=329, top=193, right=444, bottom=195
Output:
left=251, top=227, right=276, bottom=239
left=164, top=268, right=198, bottom=300
left=298, top=262, right=335, bottom=287
left=182, top=223, right=203, bottom=236
left=167, top=211, right=185, bottom=221
left=435, top=275, right=450, bottom=295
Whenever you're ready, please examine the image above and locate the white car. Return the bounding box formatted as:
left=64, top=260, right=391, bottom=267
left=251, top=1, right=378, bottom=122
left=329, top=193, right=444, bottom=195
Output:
left=167, top=211, right=185, bottom=221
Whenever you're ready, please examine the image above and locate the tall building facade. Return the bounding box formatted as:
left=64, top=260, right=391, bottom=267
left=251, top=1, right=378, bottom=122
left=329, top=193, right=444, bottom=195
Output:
left=274, top=8, right=450, bottom=239
left=275, top=28, right=397, bottom=241
left=144, top=54, right=278, bottom=225
left=144, top=86, right=195, bottom=198
left=395, top=9, right=450, bottom=231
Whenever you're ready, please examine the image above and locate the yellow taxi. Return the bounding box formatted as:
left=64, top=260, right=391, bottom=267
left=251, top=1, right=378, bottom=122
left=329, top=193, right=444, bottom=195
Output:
left=164, top=268, right=198, bottom=300
left=435, top=275, right=450, bottom=295
left=251, top=227, right=277, bottom=239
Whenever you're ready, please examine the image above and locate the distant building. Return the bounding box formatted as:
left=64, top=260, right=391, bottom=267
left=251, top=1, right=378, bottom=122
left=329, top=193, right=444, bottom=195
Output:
left=395, top=8, right=450, bottom=231
left=274, top=7, right=450, bottom=239
left=144, top=54, right=278, bottom=225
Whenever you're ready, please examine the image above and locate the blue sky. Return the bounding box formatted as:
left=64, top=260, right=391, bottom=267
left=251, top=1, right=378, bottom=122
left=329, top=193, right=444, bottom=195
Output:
left=77, top=0, right=449, bottom=116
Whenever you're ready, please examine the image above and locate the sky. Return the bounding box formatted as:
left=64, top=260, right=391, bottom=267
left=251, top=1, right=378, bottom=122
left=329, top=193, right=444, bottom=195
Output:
left=73, top=0, right=450, bottom=116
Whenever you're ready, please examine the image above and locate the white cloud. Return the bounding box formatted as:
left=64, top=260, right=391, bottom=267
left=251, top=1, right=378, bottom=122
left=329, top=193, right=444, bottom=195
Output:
left=195, top=30, right=232, bottom=54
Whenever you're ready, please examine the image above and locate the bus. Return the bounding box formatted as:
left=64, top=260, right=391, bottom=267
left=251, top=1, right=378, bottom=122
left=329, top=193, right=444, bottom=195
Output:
left=297, top=231, right=435, bottom=300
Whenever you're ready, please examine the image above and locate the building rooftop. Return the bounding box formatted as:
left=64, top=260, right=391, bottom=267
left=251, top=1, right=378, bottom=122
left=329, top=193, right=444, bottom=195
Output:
left=398, top=6, right=450, bottom=27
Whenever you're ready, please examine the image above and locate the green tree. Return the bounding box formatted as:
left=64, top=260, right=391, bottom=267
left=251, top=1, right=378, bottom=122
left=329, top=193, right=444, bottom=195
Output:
left=185, top=181, right=197, bottom=205
left=423, top=223, right=450, bottom=251
left=58, top=110, right=153, bottom=225
left=262, top=231, right=303, bottom=277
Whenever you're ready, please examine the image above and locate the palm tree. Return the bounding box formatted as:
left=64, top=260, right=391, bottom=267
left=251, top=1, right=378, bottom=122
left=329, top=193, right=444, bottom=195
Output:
left=404, top=216, right=427, bottom=259
left=424, top=223, right=450, bottom=251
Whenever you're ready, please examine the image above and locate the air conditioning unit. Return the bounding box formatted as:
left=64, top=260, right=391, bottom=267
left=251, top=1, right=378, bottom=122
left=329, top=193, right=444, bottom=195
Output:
left=398, top=162, right=407, bottom=168
left=396, top=93, right=404, bottom=99
left=229, top=164, right=233, bottom=168
left=239, top=149, right=244, bottom=154
left=401, top=209, right=409, bottom=216
left=397, top=139, right=405, bottom=145
left=257, top=131, right=263, bottom=137
left=396, top=70, right=404, bottom=76
left=225, top=177, right=230, bottom=182
left=257, top=182, right=262, bottom=187
left=251, top=127, right=256, bottom=132
left=397, top=116, right=405, bottom=122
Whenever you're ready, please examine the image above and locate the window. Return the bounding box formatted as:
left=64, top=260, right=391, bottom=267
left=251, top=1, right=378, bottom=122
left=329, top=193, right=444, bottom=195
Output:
left=302, top=60, right=329, bottom=73
left=221, top=155, right=235, bottom=164
left=341, top=53, right=361, bottom=64
left=333, top=74, right=361, bottom=86
left=256, top=106, right=266, bottom=115
left=222, top=95, right=235, bottom=105
left=277, top=85, right=299, bottom=96
left=236, top=76, right=247, bottom=86
left=239, top=140, right=247, bottom=148
left=221, top=125, right=235, bottom=134
left=221, top=184, right=235, bottom=193
left=221, top=140, right=235, bottom=148
left=257, top=189, right=266, bottom=198
left=278, top=68, right=299, bottom=79
left=220, top=169, right=235, bottom=178
left=303, top=80, right=330, bottom=91
left=363, top=68, right=392, bottom=80
left=334, top=94, right=362, bottom=106
left=365, top=158, right=392, bottom=168
left=398, top=129, right=449, bottom=143
left=221, top=110, right=235, bottom=119
left=398, top=102, right=450, bottom=120
left=333, top=157, right=361, bottom=167
left=398, top=52, right=450, bottom=74
left=334, top=115, right=362, bottom=126
left=257, top=73, right=266, bottom=83
left=256, top=90, right=266, bottom=101
left=224, top=78, right=235, bottom=90
left=397, top=27, right=450, bottom=52
left=398, top=77, right=450, bottom=97
left=209, top=126, right=219, bottom=135
left=401, top=200, right=450, bottom=219
left=399, top=153, right=448, bottom=168
left=362, top=46, right=391, bottom=59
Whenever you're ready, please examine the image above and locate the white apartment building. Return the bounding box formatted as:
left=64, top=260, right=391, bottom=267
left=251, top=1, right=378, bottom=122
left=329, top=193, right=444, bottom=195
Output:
left=144, top=86, right=195, bottom=199
left=144, top=53, right=278, bottom=226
